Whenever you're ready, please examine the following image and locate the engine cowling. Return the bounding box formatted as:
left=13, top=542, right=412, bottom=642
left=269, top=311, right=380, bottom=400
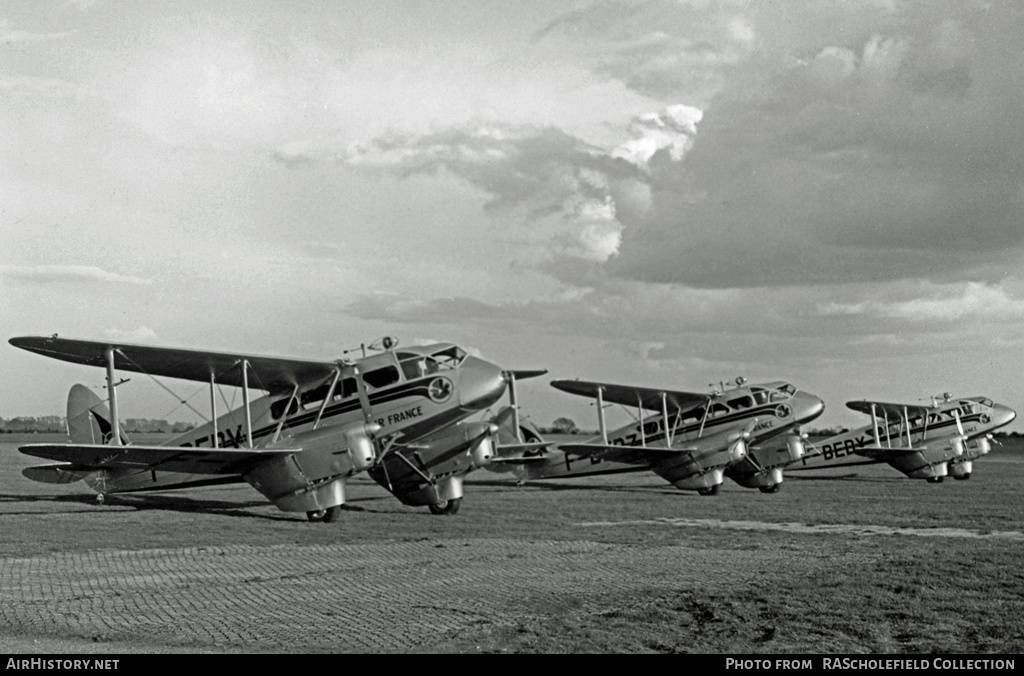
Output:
left=728, top=436, right=749, bottom=463
left=949, top=460, right=973, bottom=479
left=968, top=435, right=992, bottom=458
left=345, top=421, right=381, bottom=472
left=949, top=435, right=966, bottom=457
left=785, top=434, right=806, bottom=462
left=470, top=433, right=496, bottom=468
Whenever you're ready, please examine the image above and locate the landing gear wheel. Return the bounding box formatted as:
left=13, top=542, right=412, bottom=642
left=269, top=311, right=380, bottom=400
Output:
left=323, top=506, right=342, bottom=523
left=697, top=484, right=720, bottom=496
left=428, top=498, right=462, bottom=515
left=759, top=484, right=782, bottom=494
left=954, top=473, right=971, bottom=481
left=926, top=477, right=944, bottom=484
left=95, top=493, right=106, bottom=505
left=306, top=509, right=326, bottom=522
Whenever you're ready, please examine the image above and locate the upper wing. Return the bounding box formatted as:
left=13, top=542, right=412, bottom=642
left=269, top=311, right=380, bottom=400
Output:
left=20, top=442, right=299, bottom=476
left=551, top=379, right=709, bottom=413
left=846, top=400, right=933, bottom=421
left=10, top=335, right=339, bottom=393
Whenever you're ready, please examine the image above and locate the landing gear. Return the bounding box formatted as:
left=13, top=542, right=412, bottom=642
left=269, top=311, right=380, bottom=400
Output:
left=95, top=493, right=106, bottom=505
left=428, top=498, right=462, bottom=515
left=926, top=477, right=945, bottom=484
left=306, top=506, right=343, bottom=523
left=954, top=473, right=971, bottom=481
left=697, top=484, right=721, bottom=496
left=759, top=484, right=782, bottom=494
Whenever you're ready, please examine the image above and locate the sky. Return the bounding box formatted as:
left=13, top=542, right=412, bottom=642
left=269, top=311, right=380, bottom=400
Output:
left=2, top=0, right=1024, bottom=432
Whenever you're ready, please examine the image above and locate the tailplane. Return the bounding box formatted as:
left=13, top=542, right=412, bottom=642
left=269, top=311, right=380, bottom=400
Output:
left=66, top=384, right=129, bottom=445
left=486, top=406, right=551, bottom=475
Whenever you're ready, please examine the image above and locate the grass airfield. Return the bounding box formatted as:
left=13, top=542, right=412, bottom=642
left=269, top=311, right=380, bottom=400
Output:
left=1, top=433, right=1023, bottom=654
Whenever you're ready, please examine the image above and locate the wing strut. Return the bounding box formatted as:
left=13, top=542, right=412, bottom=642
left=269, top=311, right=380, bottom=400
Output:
left=903, top=406, right=911, bottom=447
left=272, top=384, right=300, bottom=443
left=105, top=345, right=122, bottom=446
left=661, top=393, right=673, bottom=447
left=597, top=386, right=608, bottom=444
left=870, top=403, right=881, bottom=447
left=507, top=372, right=523, bottom=442
left=241, top=360, right=253, bottom=449
left=209, top=373, right=218, bottom=448
left=312, top=368, right=341, bottom=431
left=637, top=392, right=646, bottom=446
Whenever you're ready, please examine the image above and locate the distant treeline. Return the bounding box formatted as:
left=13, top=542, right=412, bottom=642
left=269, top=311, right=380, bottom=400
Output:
left=0, top=416, right=196, bottom=434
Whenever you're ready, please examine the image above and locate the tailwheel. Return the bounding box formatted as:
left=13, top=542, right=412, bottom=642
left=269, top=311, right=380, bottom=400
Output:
left=428, top=498, right=462, bottom=515
left=697, top=484, right=720, bottom=497
left=759, top=484, right=782, bottom=494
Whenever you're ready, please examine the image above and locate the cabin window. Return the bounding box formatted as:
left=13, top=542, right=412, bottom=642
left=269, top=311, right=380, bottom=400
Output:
left=750, top=388, right=770, bottom=405
left=400, top=358, right=428, bottom=381
left=270, top=396, right=300, bottom=419
left=363, top=365, right=400, bottom=390
left=708, top=403, right=730, bottom=418
left=727, top=395, right=754, bottom=410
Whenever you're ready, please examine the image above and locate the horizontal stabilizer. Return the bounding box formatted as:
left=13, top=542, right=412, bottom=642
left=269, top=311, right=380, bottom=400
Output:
left=20, top=443, right=301, bottom=476
left=505, top=369, right=548, bottom=381
left=22, top=463, right=92, bottom=484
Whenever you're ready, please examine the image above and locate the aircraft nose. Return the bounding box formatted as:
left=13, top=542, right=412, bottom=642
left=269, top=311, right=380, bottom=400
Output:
left=459, top=357, right=508, bottom=411
left=995, top=403, right=1017, bottom=428
left=794, top=390, right=825, bottom=424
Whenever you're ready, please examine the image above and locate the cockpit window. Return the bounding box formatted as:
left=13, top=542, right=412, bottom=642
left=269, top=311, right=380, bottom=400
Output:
left=430, top=346, right=466, bottom=369
left=771, top=383, right=796, bottom=402
left=979, top=398, right=993, bottom=407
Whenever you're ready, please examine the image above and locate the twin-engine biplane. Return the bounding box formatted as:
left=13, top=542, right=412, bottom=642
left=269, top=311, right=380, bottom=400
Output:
left=490, top=378, right=825, bottom=495
left=782, top=394, right=1016, bottom=482
left=10, top=335, right=540, bottom=521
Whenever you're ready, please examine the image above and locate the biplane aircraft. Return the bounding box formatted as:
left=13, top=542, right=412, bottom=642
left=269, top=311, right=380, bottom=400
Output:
left=10, top=334, right=536, bottom=521
left=490, top=378, right=825, bottom=495
left=782, top=394, right=1016, bottom=482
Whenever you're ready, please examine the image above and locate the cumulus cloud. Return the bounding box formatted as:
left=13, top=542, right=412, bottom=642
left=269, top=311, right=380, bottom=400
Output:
left=817, top=282, right=1024, bottom=322
left=533, top=0, right=757, bottom=101
left=344, top=125, right=643, bottom=263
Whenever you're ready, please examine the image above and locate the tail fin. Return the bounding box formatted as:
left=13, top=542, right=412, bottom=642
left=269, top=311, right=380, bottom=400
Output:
left=66, top=384, right=129, bottom=445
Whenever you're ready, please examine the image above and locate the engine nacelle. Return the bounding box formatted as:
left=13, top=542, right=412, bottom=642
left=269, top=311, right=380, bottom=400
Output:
left=949, top=435, right=966, bottom=457
left=345, top=421, right=381, bottom=472
left=785, top=435, right=806, bottom=462
left=728, top=437, right=748, bottom=464
left=949, top=460, right=973, bottom=479
left=470, top=433, right=496, bottom=468
left=968, top=436, right=992, bottom=458
left=908, top=461, right=948, bottom=480
left=672, top=468, right=724, bottom=491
